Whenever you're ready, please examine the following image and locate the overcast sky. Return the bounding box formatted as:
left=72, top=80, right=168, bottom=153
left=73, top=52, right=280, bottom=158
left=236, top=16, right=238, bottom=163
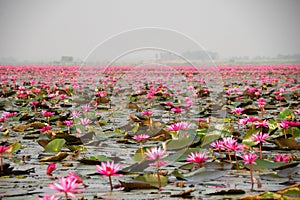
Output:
left=0, top=0, right=300, bottom=62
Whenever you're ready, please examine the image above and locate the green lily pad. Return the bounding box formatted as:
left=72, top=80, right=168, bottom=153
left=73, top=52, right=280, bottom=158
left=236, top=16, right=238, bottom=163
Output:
left=277, top=109, right=296, bottom=120
left=167, top=136, right=195, bottom=150
left=135, top=174, right=168, bottom=188
left=186, top=169, right=226, bottom=182
left=201, top=133, right=221, bottom=147
left=133, top=147, right=147, bottom=162
left=245, top=159, right=289, bottom=171
left=44, top=139, right=66, bottom=152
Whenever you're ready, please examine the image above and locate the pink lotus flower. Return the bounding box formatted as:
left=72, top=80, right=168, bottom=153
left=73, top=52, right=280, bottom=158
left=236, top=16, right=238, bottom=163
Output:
left=0, top=145, right=10, bottom=171
left=242, top=153, right=258, bottom=190
left=254, top=120, right=268, bottom=128
left=60, top=94, right=67, bottom=100
left=67, top=172, right=83, bottom=184
left=64, top=120, right=73, bottom=126
left=222, top=137, right=237, bottom=149
left=257, top=98, right=266, bottom=107
left=71, top=111, right=81, bottom=118
left=80, top=118, right=92, bottom=126
left=238, top=118, right=248, bottom=125
left=0, top=145, right=10, bottom=153
left=0, top=117, right=6, bottom=123
left=252, top=132, right=269, bottom=144
left=40, top=125, right=51, bottom=133
left=171, top=106, right=184, bottom=114
left=252, top=132, right=269, bottom=158
left=186, top=151, right=207, bottom=167
left=48, top=176, right=84, bottom=199
left=141, top=110, right=153, bottom=116
left=42, top=110, right=54, bottom=117
left=210, top=140, right=224, bottom=150
left=279, top=120, right=290, bottom=129
left=2, top=111, right=17, bottom=118
left=37, top=194, right=60, bottom=200
left=145, top=146, right=168, bottom=188
left=96, top=161, right=122, bottom=191
left=81, top=104, right=91, bottom=112
left=30, top=101, right=39, bottom=106
left=164, top=102, right=174, bottom=107
left=46, top=162, right=56, bottom=175
left=166, top=122, right=190, bottom=132
left=145, top=147, right=168, bottom=161
left=274, top=154, right=290, bottom=162
left=132, top=134, right=150, bottom=141
left=96, top=161, right=122, bottom=177
left=232, top=107, right=244, bottom=115
left=48, top=93, right=56, bottom=98
left=242, top=153, right=258, bottom=165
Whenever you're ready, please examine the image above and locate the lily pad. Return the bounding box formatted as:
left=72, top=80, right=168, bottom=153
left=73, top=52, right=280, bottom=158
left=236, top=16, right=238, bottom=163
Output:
left=135, top=174, right=168, bottom=188
left=186, top=169, right=226, bottom=182
left=44, top=139, right=66, bottom=152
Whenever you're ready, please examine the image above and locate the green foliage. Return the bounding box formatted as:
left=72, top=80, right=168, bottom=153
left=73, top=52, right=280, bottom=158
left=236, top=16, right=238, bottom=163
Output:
left=277, top=109, right=295, bottom=120
left=44, top=139, right=66, bottom=152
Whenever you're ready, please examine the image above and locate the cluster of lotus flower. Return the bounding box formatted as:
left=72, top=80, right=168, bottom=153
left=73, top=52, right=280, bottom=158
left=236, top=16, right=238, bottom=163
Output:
left=0, top=65, right=300, bottom=199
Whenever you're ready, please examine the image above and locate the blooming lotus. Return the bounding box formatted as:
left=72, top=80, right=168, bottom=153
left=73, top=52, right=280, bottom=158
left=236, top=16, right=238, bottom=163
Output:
left=242, top=153, right=258, bottom=189
left=186, top=151, right=207, bottom=168
left=252, top=132, right=269, bottom=158
left=96, top=161, right=122, bottom=191
left=145, top=147, right=168, bottom=188
left=48, top=176, right=84, bottom=199
left=0, top=145, right=10, bottom=171
left=274, top=154, right=290, bottom=162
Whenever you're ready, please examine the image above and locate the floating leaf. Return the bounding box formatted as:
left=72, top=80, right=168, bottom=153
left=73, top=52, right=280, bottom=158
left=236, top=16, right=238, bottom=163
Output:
left=245, top=159, right=289, bottom=171
left=274, top=138, right=300, bottom=150
left=8, top=142, right=21, bottom=153
left=44, top=139, right=66, bottom=152
left=201, top=133, right=221, bottom=147
left=133, top=147, right=147, bottom=162
left=39, top=152, right=68, bottom=162
left=67, top=145, right=87, bottom=152
left=89, top=155, right=110, bottom=161
left=78, top=155, right=110, bottom=165
left=208, top=189, right=245, bottom=195
left=121, top=160, right=152, bottom=173
left=278, top=109, right=296, bottom=120
left=170, top=189, right=195, bottom=197
left=120, top=180, right=158, bottom=191
left=135, top=174, right=168, bottom=188
left=171, top=169, right=186, bottom=180
left=167, top=136, right=195, bottom=150
left=186, top=169, right=226, bottom=182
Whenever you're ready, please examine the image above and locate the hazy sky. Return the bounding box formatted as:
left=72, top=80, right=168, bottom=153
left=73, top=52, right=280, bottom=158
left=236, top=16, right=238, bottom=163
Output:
left=0, top=0, right=300, bottom=61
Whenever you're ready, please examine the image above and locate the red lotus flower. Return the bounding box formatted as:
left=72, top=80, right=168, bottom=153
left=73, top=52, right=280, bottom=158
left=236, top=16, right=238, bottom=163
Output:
left=40, top=125, right=51, bottom=133
left=46, top=162, right=56, bottom=175
left=42, top=110, right=54, bottom=117
left=141, top=110, right=153, bottom=116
